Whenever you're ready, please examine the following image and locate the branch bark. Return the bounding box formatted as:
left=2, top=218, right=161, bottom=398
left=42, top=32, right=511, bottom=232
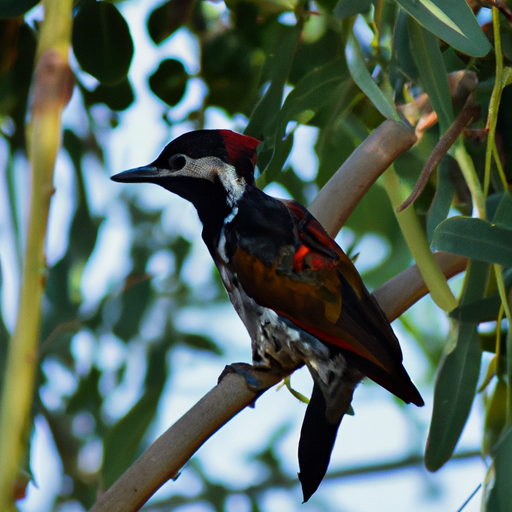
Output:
left=90, top=120, right=467, bottom=512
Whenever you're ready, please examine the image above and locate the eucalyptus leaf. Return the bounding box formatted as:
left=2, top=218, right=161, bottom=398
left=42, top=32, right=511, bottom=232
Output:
left=487, top=426, right=512, bottom=512
left=432, top=216, right=512, bottom=267
left=345, top=34, right=399, bottom=121
left=408, top=17, right=454, bottom=134
left=394, top=0, right=491, bottom=57
left=425, top=260, right=488, bottom=471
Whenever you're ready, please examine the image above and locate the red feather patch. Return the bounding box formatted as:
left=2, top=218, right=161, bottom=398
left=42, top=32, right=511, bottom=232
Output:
left=219, top=130, right=260, bottom=168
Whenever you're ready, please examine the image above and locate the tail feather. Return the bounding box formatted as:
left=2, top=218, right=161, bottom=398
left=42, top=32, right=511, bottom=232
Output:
left=298, top=382, right=352, bottom=502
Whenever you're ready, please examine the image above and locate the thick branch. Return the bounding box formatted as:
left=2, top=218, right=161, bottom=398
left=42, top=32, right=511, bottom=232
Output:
left=90, top=120, right=467, bottom=512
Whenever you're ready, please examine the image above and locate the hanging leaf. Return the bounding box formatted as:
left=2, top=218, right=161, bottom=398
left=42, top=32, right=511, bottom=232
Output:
left=147, top=0, right=196, bottom=45
left=345, top=34, right=399, bottom=121
left=487, top=426, right=512, bottom=512
left=149, top=58, right=189, bottom=106
left=408, top=18, right=454, bottom=134
left=394, top=0, right=491, bottom=57
left=425, top=260, right=488, bottom=471
left=72, top=1, right=134, bottom=84
left=432, top=216, right=512, bottom=267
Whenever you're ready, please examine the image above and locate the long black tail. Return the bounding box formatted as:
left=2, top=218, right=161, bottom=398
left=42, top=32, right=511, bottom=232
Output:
left=298, top=382, right=344, bottom=502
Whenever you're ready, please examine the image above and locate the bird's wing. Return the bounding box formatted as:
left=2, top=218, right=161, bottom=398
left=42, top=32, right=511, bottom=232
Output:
left=231, top=199, right=423, bottom=406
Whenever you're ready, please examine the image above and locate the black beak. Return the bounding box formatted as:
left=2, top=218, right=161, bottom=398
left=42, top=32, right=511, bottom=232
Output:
left=111, top=165, right=161, bottom=183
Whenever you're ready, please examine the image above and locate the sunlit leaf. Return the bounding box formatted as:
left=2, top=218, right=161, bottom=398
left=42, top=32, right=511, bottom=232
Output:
left=394, top=0, right=491, bottom=57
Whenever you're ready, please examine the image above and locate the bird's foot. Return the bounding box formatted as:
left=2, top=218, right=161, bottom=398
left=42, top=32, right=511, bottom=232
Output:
left=218, top=362, right=288, bottom=394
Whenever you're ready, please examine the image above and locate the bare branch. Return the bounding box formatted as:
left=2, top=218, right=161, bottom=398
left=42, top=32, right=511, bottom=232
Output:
left=90, top=120, right=467, bottom=512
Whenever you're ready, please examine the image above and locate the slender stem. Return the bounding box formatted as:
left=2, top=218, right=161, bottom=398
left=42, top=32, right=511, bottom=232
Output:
left=492, top=142, right=508, bottom=191
left=453, top=138, right=486, bottom=220
left=381, top=167, right=458, bottom=312
left=484, top=7, right=504, bottom=198
left=494, top=264, right=512, bottom=425
left=0, top=1, right=73, bottom=508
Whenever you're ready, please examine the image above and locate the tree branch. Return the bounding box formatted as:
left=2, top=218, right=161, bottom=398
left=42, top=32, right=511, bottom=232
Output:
left=90, top=120, right=467, bottom=512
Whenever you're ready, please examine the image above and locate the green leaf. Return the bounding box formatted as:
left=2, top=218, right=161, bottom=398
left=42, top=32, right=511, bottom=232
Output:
left=394, top=0, right=491, bottom=57
left=245, top=23, right=301, bottom=139
left=259, top=129, right=295, bottom=185
left=493, top=189, right=512, bottom=228
left=72, top=1, right=134, bottom=84
left=345, top=34, right=399, bottom=121
left=275, top=59, right=346, bottom=137
left=487, top=427, right=512, bottom=512
left=483, top=379, right=507, bottom=456
left=503, top=67, right=512, bottom=88
left=113, top=278, right=152, bottom=342
left=425, top=260, right=488, bottom=471
left=149, top=58, right=189, bottom=106
left=147, top=0, right=195, bottom=45
left=0, top=0, right=39, bottom=19
left=201, top=28, right=262, bottom=115
left=449, top=267, right=512, bottom=323
left=393, top=9, right=419, bottom=82
left=432, top=216, right=512, bottom=267
left=408, top=17, right=454, bottom=133
left=333, top=0, right=374, bottom=19
left=80, top=77, right=135, bottom=111
left=426, top=157, right=456, bottom=242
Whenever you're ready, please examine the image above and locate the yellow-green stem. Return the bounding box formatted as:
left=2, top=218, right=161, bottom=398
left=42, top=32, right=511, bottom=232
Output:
left=484, top=7, right=504, bottom=198
left=492, top=142, right=508, bottom=191
left=453, top=138, right=486, bottom=220
left=381, top=168, right=458, bottom=312
left=494, top=265, right=512, bottom=426
left=0, top=0, right=73, bottom=508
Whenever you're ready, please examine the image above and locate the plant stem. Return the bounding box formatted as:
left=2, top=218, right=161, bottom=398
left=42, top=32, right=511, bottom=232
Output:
left=494, top=265, right=512, bottom=426
left=381, top=167, right=458, bottom=312
left=0, top=1, right=73, bottom=508
left=484, top=7, right=504, bottom=198
left=453, top=138, right=486, bottom=220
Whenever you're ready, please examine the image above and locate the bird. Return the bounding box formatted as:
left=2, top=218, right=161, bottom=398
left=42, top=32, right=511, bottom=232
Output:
left=111, top=129, right=424, bottom=501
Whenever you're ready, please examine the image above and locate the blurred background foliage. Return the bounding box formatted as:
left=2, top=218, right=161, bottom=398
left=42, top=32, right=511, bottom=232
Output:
left=1, top=0, right=512, bottom=510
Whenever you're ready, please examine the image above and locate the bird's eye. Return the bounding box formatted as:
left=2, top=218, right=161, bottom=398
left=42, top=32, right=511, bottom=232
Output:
left=170, top=154, right=186, bottom=171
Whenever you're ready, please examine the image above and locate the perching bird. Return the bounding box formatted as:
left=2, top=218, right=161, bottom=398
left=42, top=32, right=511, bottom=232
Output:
left=111, top=129, right=424, bottom=501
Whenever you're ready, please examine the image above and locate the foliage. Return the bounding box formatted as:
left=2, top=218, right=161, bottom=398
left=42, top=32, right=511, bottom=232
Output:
left=0, top=0, right=511, bottom=511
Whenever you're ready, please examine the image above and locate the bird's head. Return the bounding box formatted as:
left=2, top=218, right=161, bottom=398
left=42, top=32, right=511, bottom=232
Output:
left=111, top=130, right=261, bottom=212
